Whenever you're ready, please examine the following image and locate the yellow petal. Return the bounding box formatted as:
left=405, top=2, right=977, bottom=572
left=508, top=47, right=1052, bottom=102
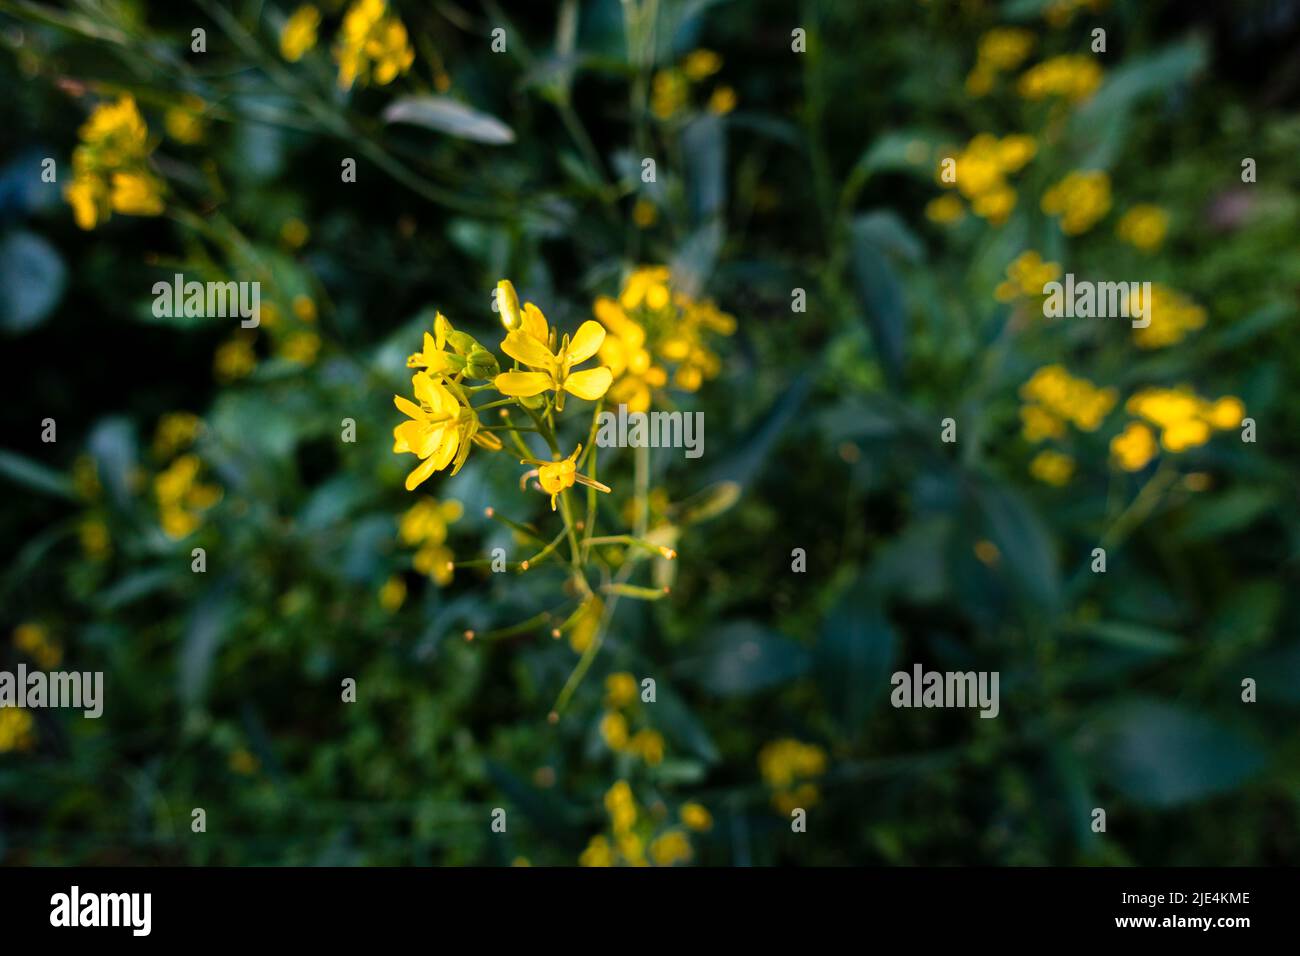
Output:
left=563, top=367, right=613, bottom=401
left=431, top=428, right=460, bottom=470
left=522, top=302, right=549, bottom=343
left=394, top=395, right=422, bottom=420
left=566, top=320, right=606, bottom=364
left=494, top=371, right=552, bottom=397
left=500, top=330, right=556, bottom=369
left=393, top=420, right=424, bottom=454
left=405, top=456, right=439, bottom=491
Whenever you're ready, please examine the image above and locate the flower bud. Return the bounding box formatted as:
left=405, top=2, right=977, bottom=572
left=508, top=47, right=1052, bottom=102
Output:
left=496, top=280, right=522, bottom=331
left=466, top=349, right=500, bottom=379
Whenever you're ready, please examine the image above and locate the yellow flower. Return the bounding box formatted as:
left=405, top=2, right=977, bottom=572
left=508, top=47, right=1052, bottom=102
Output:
left=0, top=708, right=35, bottom=753
left=1018, top=54, right=1103, bottom=102
left=580, top=835, right=614, bottom=867
left=153, top=411, right=203, bottom=459
left=280, top=218, right=310, bottom=248
left=759, top=738, right=827, bottom=790
left=996, top=134, right=1037, bottom=172
left=1116, top=204, right=1169, bottom=251
left=215, top=335, right=256, bottom=382
left=335, top=0, right=414, bottom=89
left=1029, top=449, right=1075, bottom=485
left=1160, top=417, right=1211, bottom=453
left=680, top=802, right=713, bottom=832
left=378, top=575, right=407, bottom=611
left=399, top=497, right=462, bottom=547
left=279, top=330, right=320, bottom=365
left=629, top=729, right=665, bottom=766
left=109, top=170, right=165, bottom=216
left=229, top=748, right=259, bottom=775
left=972, top=185, right=1016, bottom=224
left=651, top=69, right=688, bottom=119
left=620, top=266, right=672, bottom=312
left=1128, top=284, right=1206, bottom=349
left=393, top=373, right=462, bottom=490
left=600, top=711, right=629, bottom=750
left=1205, top=396, right=1244, bottom=429
left=154, top=453, right=221, bottom=539
left=1042, top=170, right=1111, bottom=235
left=605, top=672, right=639, bottom=709
left=995, top=250, right=1060, bottom=301
left=632, top=198, right=658, bottom=228
left=649, top=830, right=693, bottom=866
left=925, top=195, right=965, bottom=224
left=976, top=27, right=1035, bottom=72
left=164, top=95, right=207, bottom=144
left=604, top=781, right=637, bottom=833
left=292, top=294, right=317, bottom=323
left=1110, top=421, right=1157, bottom=471
left=682, top=49, right=722, bottom=80
left=708, top=86, right=737, bottom=115
left=14, top=623, right=62, bottom=669
left=64, top=95, right=163, bottom=228
left=1020, top=405, right=1065, bottom=442
left=281, top=5, right=321, bottom=62
left=495, top=319, right=613, bottom=410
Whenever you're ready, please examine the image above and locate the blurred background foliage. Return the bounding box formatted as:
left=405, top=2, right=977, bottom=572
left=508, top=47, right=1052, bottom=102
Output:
left=1, top=0, right=1298, bottom=865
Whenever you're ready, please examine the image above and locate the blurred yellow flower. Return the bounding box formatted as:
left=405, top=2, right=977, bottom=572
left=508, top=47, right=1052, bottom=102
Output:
left=977, top=27, right=1035, bottom=72
left=759, top=738, right=826, bottom=813
left=1110, top=421, right=1158, bottom=471
left=378, top=574, right=407, bottom=611
left=154, top=454, right=221, bottom=539
left=1123, top=387, right=1244, bottom=455
left=164, top=95, right=207, bottom=144
left=708, top=86, right=737, bottom=115
left=215, top=334, right=257, bottom=382
left=579, top=835, right=614, bottom=867
left=995, top=250, right=1060, bottom=301
left=629, top=728, right=665, bottom=766
left=153, top=411, right=204, bottom=459
left=632, top=198, right=658, bottom=228
left=0, top=708, right=35, bottom=753
left=335, top=0, right=414, bottom=89
left=600, top=711, right=629, bottom=750
left=1042, top=170, right=1111, bottom=235
left=64, top=95, right=164, bottom=229
left=400, top=498, right=462, bottom=585
left=1020, top=365, right=1117, bottom=436
left=651, top=69, right=689, bottom=119
left=1126, top=283, right=1206, bottom=349
left=1018, top=54, right=1103, bottom=102
left=1029, top=449, right=1075, bottom=486
left=649, top=830, right=692, bottom=866
left=925, top=194, right=965, bottom=224
left=1115, top=204, right=1169, bottom=251
left=280, top=330, right=321, bottom=365
left=79, top=516, right=111, bottom=561
left=281, top=5, right=321, bottom=62
left=682, top=49, right=722, bottom=80
left=604, top=672, right=639, bottom=709
left=680, top=802, right=713, bottom=831
left=14, top=623, right=61, bottom=669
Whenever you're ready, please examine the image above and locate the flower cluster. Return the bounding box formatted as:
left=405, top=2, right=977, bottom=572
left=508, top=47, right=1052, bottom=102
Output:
left=1126, top=283, right=1207, bottom=349
left=64, top=95, right=164, bottom=230
left=651, top=48, right=736, bottom=119
left=398, top=497, right=463, bottom=586
left=594, top=266, right=735, bottom=410
left=579, top=781, right=710, bottom=867
left=1112, top=387, right=1245, bottom=469
left=14, top=622, right=61, bottom=669
left=1017, top=54, right=1103, bottom=103
left=758, top=738, right=828, bottom=815
left=966, top=28, right=1035, bottom=96
left=0, top=708, right=35, bottom=754
left=154, top=453, right=221, bottom=539
left=1020, top=365, right=1118, bottom=441
left=935, top=133, right=1037, bottom=226
left=280, top=1, right=413, bottom=89
left=995, top=250, right=1062, bottom=303
left=1041, top=170, right=1112, bottom=235
left=598, top=672, right=666, bottom=765
left=335, top=0, right=414, bottom=89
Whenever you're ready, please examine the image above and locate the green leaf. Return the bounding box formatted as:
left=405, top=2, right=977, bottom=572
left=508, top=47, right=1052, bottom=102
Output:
left=816, top=585, right=898, bottom=733
left=681, top=114, right=726, bottom=222
left=1084, top=699, right=1266, bottom=807
left=1177, top=487, right=1275, bottom=542
left=850, top=215, right=908, bottom=388
left=706, top=373, right=813, bottom=489
left=970, top=481, right=1061, bottom=611
left=1071, top=621, right=1184, bottom=655
left=179, top=584, right=236, bottom=709
left=0, top=231, right=66, bottom=332
left=382, top=96, right=516, bottom=145
left=0, top=448, right=76, bottom=500
left=684, top=621, right=811, bottom=696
